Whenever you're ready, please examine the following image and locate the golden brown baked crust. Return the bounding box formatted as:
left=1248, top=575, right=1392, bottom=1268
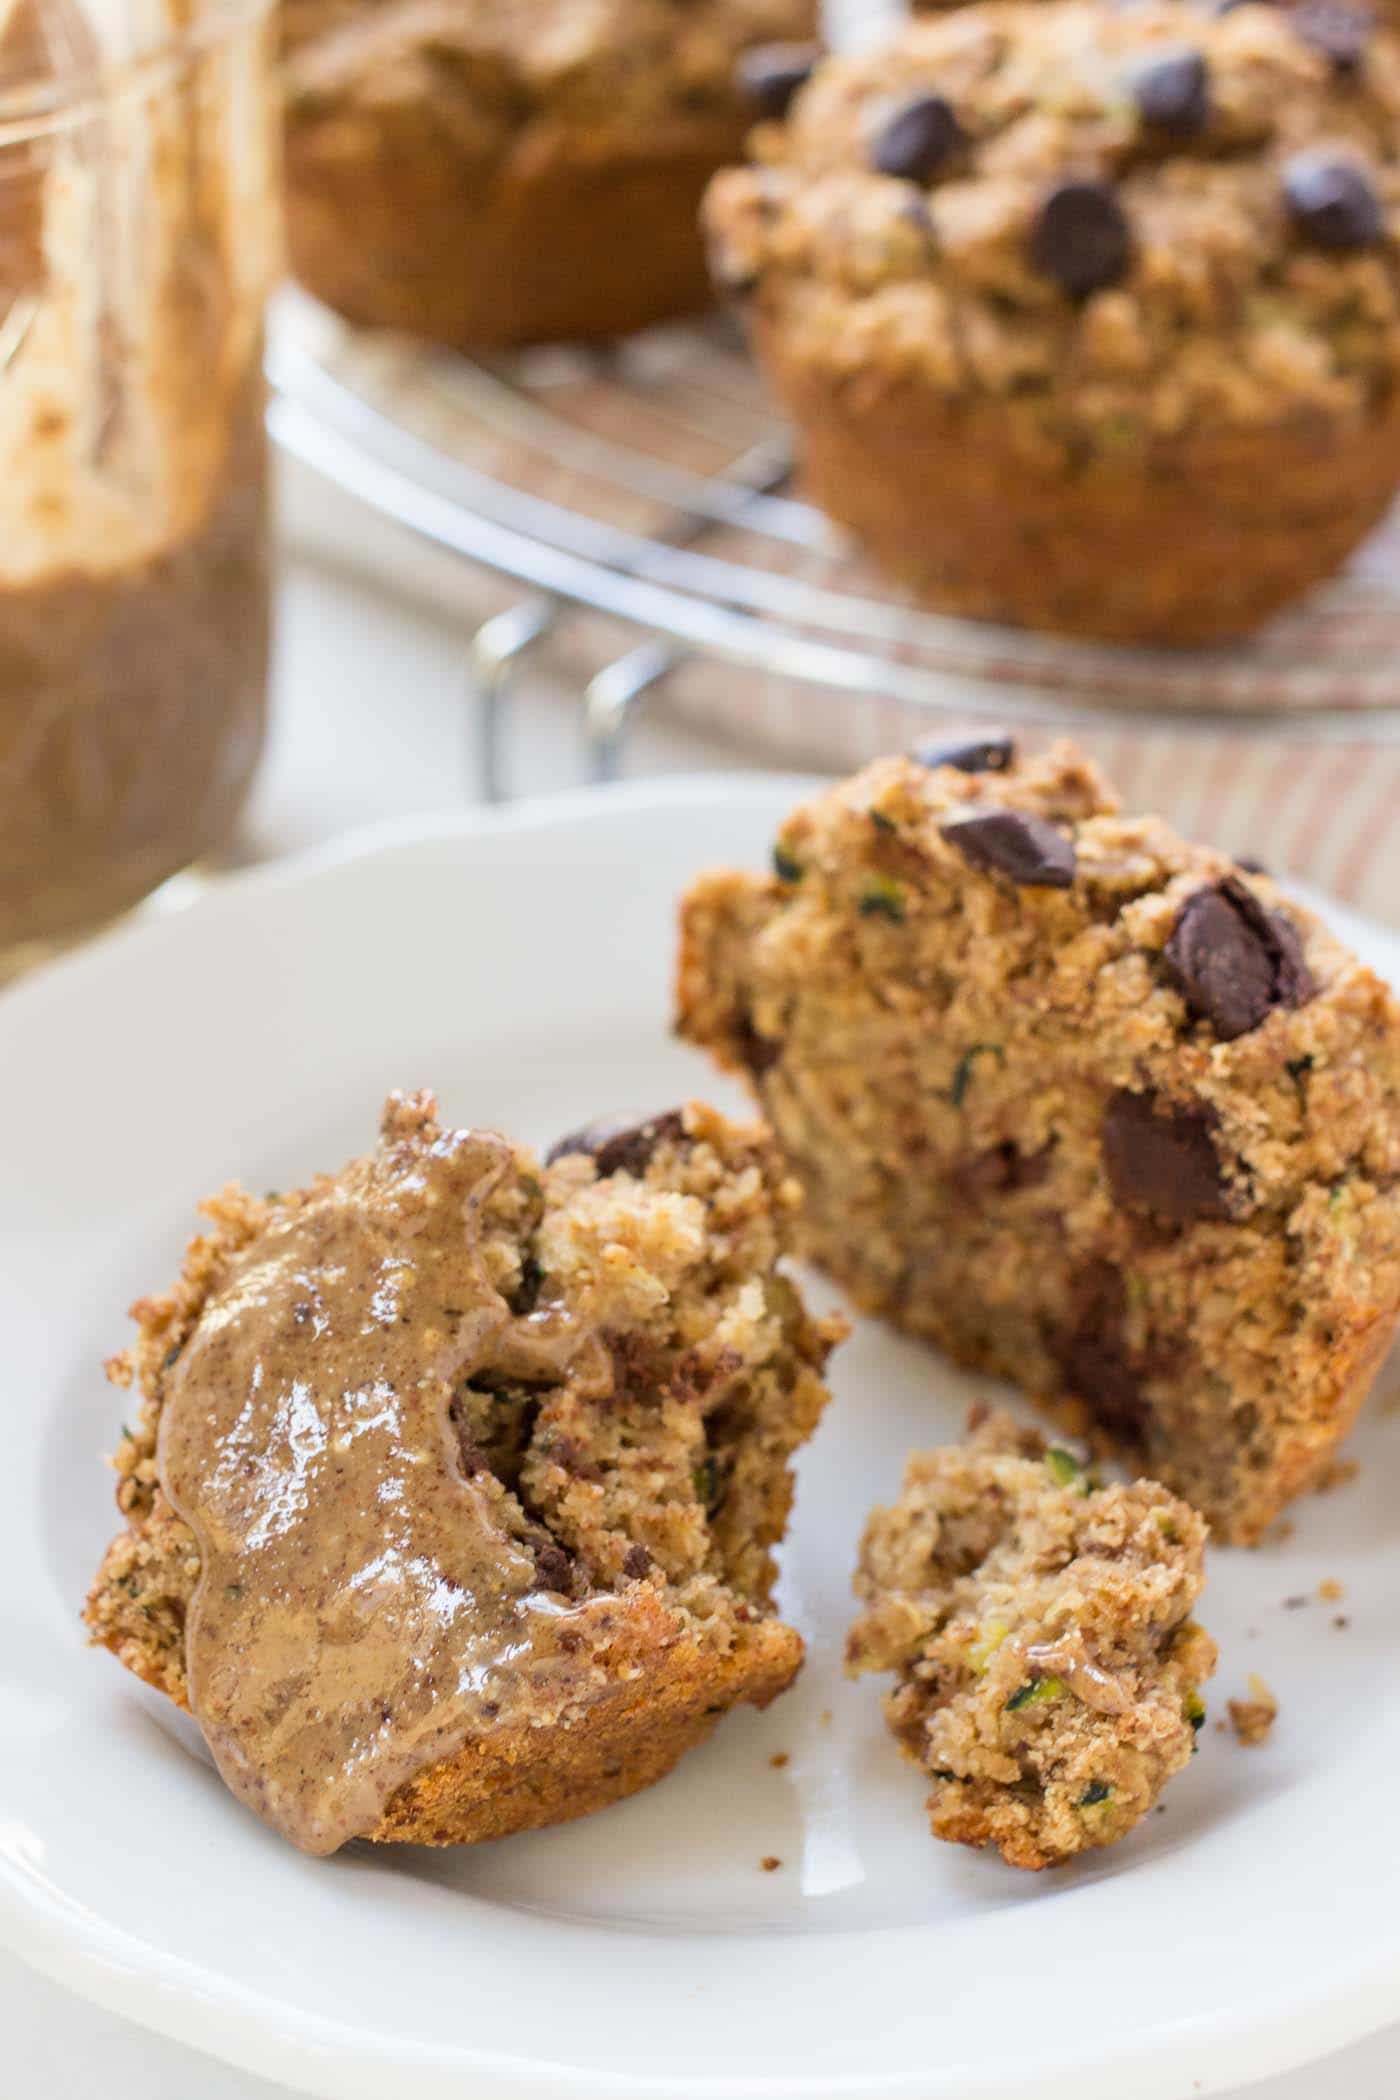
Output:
left=677, top=742, right=1400, bottom=1543
left=85, top=1096, right=842, bottom=1845
left=704, top=1, right=1400, bottom=641
left=758, top=334, right=1400, bottom=642
left=848, top=1410, right=1216, bottom=1870
left=283, top=0, right=818, bottom=346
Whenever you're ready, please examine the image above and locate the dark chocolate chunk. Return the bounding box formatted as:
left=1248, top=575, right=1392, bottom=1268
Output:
left=545, top=1110, right=686, bottom=1177
left=737, top=40, right=823, bottom=120
left=950, top=1140, right=1052, bottom=1202
left=1045, top=1260, right=1149, bottom=1445
left=1130, top=47, right=1210, bottom=133
left=452, top=1424, right=490, bottom=1479
left=621, top=1542, right=653, bottom=1581
left=736, top=1011, right=781, bottom=1076
left=1282, top=153, right=1383, bottom=250
left=871, top=93, right=965, bottom=183
left=1291, top=0, right=1372, bottom=72
left=1103, top=1090, right=1232, bottom=1224
left=526, top=1532, right=574, bottom=1595
left=914, top=734, right=1015, bottom=775
left=1029, top=179, right=1132, bottom=296
left=1164, top=877, right=1314, bottom=1040
left=941, top=807, right=1076, bottom=888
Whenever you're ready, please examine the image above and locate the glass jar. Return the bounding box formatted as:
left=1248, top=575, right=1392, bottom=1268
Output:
left=0, top=0, right=277, bottom=969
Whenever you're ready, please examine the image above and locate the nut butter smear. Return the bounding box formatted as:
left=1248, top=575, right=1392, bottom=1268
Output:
left=157, top=1094, right=617, bottom=1855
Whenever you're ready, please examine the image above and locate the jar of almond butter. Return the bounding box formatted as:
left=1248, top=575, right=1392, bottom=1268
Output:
left=0, top=0, right=276, bottom=969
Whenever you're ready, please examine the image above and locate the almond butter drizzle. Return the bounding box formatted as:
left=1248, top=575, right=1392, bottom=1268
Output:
left=158, top=1108, right=618, bottom=1854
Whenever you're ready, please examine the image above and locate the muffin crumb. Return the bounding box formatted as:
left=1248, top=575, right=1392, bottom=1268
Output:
left=847, top=1410, right=1215, bottom=1869
left=1228, top=1677, right=1280, bottom=1746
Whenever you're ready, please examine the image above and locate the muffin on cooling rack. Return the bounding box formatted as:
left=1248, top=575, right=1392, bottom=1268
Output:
left=282, top=0, right=820, bottom=348
left=703, top=1, right=1400, bottom=643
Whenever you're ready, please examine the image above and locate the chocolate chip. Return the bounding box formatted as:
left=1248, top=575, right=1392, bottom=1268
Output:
left=941, top=807, right=1076, bottom=888
left=1130, top=47, right=1209, bottom=133
left=545, top=1110, right=686, bottom=1176
left=736, top=1011, right=780, bottom=1076
left=1292, top=0, right=1372, bottom=71
left=1282, top=153, right=1383, bottom=250
left=527, top=1533, right=573, bottom=1595
left=871, top=93, right=965, bottom=183
left=737, top=40, right=823, bottom=120
left=621, top=1542, right=653, bottom=1581
left=1103, top=1090, right=1231, bottom=1224
left=453, top=1425, right=490, bottom=1479
left=1046, top=1260, right=1149, bottom=1445
left=1029, top=179, right=1132, bottom=296
left=547, top=1434, right=603, bottom=1484
left=914, top=735, right=1015, bottom=775
left=950, top=1141, right=1052, bottom=1202
left=1164, top=878, right=1314, bottom=1040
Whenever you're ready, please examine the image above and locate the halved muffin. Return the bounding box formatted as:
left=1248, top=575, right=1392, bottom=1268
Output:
left=677, top=741, right=1400, bottom=1542
left=85, top=1092, right=842, bottom=1853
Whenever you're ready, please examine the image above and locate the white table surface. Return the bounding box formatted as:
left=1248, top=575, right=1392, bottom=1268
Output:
left=13, top=463, right=1398, bottom=2098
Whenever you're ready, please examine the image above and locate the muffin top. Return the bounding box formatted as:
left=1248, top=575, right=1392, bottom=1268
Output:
left=285, top=0, right=817, bottom=139
left=704, top=1, right=1400, bottom=442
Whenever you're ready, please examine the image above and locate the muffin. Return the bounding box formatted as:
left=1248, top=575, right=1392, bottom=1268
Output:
left=848, top=1411, right=1215, bottom=1869
left=283, top=0, right=820, bottom=347
left=85, top=1092, right=843, bottom=1853
left=703, top=1, right=1400, bottom=642
left=676, top=740, right=1400, bottom=1543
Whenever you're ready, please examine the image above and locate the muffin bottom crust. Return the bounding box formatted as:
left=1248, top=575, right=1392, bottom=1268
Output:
left=288, top=123, right=741, bottom=348
left=764, top=331, right=1400, bottom=644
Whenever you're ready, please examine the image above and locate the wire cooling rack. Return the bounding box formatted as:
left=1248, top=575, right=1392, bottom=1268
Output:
left=267, top=290, right=1400, bottom=923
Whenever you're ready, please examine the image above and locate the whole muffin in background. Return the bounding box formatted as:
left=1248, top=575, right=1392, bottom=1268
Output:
left=704, top=2, right=1400, bottom=643
left=283, top=0, right=819, bottom=348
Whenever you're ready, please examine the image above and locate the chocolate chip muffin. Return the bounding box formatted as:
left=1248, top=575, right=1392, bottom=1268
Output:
left=704, top=2, right=1400, bottom=642
left=85, top=1092, right=842, bottom=1852
left=848, top=1411, right=1216, bottom=1869
left=677, top=741, right=1400, bottom=1543
left=283, top=0, right=820, bottom=347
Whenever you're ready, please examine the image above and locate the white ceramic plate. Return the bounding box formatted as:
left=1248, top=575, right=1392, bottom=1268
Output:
left=3, top=778, right=1398, bottom=2100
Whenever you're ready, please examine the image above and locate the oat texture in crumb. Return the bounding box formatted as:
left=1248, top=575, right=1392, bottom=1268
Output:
left=84, top=1093, right=843, bottom=1851
left=1228, top=1677, right=1279, bottom=1746
left=846, top=1411, right=1216, bottom=1870
left=677, top=742, right=1400, bottom=1544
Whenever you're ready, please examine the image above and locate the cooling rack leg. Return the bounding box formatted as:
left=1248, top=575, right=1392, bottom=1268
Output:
left=583, top=640, right=677, bottom=786
left=467, top=597, right=555, bottom=802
